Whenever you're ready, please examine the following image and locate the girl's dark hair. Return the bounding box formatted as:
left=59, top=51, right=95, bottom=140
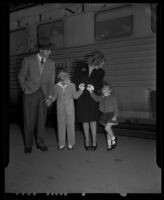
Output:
left=102, top=81, right=112, bottom=88
left=102, top=82, right=114, bottom=94
left=85, top=50, right=106, bottom=66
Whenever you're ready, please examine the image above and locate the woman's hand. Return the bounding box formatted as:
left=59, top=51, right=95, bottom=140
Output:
left=79, top=83, right=85, bottom=91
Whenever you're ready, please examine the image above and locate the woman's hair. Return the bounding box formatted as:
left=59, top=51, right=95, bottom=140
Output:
left=85, top=50, right=106, bottom=66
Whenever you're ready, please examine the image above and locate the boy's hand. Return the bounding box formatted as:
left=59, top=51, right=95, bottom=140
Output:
left=79, top=83, right=85, bottom=91
left=112, top=116, right=117, bottom=121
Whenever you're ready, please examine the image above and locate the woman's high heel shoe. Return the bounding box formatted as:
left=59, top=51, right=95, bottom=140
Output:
left=84, top=145, right=90, bottom=151
left=91, top=145, right=97, bottom=151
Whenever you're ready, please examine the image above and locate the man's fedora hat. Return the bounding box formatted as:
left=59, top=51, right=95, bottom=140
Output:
left=38, top=37, right=52, bottom=50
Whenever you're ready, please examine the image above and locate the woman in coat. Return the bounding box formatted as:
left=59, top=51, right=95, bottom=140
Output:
left=73, top=51, right=106, bottom=150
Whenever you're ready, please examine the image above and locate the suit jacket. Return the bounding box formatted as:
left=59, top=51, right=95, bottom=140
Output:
left=18, top=54, right=55, bottom=98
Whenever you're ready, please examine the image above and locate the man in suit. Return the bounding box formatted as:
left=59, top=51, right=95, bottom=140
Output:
left=18, top=40, right=55, bottom=153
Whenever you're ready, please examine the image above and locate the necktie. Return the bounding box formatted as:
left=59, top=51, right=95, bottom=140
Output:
left=41, top=58, right=44, bottom=64
left=40, top=58, right=45, bottom=75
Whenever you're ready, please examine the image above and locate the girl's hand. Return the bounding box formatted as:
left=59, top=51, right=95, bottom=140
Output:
left=87, top=84, right=94, bottom=93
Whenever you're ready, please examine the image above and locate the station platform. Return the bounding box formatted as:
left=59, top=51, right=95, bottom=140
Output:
left=5, top=123, right=161, bottom=194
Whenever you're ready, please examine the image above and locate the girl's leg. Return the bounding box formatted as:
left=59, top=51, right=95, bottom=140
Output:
left=90, top=121, right=97, bottom=147
left=82, top=122, right=90, bottom=146
left=105, top=123, right=114, bottom=149
left=106, top=132, right=111, bottom=144
left=105, top=123, right=117, bottom=148
left=105, top=123, right=114, bottom=137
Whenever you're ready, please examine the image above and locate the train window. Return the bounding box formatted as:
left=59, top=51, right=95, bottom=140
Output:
left=37, top=20, right=64, bottom=50
left=151, top=4, right=156, bottom=33
left=95, top=6, right=133, bottom=41
left=10, top=28, right=28, bottom=56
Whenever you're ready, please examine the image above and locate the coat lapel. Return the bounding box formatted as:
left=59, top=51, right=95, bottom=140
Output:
left=32, top=54, right=41, bottom=76
left=42, top=59, right=51, bottom=77
left=88, top=68, right=96, bottom=80
left=33, top=54, right=50, bottom=77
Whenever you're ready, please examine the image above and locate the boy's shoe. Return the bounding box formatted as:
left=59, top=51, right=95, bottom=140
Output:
left=58, top=145, right=65, bottom=150
left=68, top=145, right=74, bottom=150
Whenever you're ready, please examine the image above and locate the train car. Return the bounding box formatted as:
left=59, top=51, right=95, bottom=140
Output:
left=6, top=4, right=161, bottom=193
left=10, top=3, right=156, bottom=132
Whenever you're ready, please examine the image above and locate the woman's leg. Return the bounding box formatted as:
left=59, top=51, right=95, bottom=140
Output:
left=90, top=121, right=97, bottom=146
left=82, top=122, right=90, bottom=146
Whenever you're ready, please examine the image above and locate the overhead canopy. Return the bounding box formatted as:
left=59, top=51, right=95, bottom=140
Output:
left=9, top=3, right=79, bottom=12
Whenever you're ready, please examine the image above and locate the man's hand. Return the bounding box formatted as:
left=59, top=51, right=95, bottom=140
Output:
left=46, top=96, right=54, bottom=107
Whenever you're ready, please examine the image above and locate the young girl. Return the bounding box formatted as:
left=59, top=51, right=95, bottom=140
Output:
left=46, top=71, right=85, bottom=150
left=87, top=82, right=118, bottom=150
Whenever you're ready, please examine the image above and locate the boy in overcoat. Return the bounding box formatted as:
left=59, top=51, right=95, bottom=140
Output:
left=47, top=71, right=84, bottom=150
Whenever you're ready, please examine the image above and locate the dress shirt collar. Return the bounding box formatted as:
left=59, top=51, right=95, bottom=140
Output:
left=37, top=53, right=46, bottom=63
left=57, top=81, right=70, bottom=88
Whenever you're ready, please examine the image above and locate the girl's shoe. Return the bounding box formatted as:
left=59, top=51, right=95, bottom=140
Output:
left=111, top=137, right=117, bottom=149
left=91, top=145, right=97, bottom=151
left=107, top=145, right=113, bottom=151
left=84, top=145, right=90, bottom=151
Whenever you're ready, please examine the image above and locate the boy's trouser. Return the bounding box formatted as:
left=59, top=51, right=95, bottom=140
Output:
left=23, top=88, right=47, bottom=147
left=57, top=101, right=75, bottom=146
